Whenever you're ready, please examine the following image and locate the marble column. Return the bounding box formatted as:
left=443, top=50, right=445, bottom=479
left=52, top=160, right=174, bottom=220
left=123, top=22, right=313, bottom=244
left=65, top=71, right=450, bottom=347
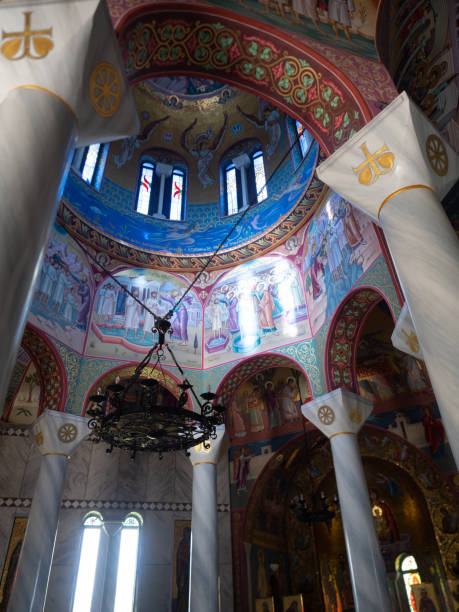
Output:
left=302, top=388, right=392, bottom=612
left=8, top=410, right=89, bottom=612
left=317, top=92, right=459, bottom=467
left=0, top=0, right=139, bottom=410
left=233, top=154, right=251, bottom=210
left=154, top=162, right=173, bottom=218
left=188, top=427, right=226, bottom=612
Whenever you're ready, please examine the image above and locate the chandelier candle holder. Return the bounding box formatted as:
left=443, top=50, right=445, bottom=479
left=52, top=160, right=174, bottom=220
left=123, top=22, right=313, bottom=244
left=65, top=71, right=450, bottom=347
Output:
left=290, top=490, right=339, bottom=528
left=86, top=315, right=225, bottom=457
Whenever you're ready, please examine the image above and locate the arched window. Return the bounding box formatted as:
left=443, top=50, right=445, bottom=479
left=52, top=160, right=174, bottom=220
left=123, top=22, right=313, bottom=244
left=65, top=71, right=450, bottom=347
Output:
left=222, top=147, right=267, bottom=216
left=286, top=116, right=313, bottom=169
left=295, top=120, right=312, bottom=158
left=113, top=514, right=142, bottom=612
left=72, top=513, right=103, bottom=612
left=135, top=159, right=186, bottom=221
left=397, top=554, right=422, bottom=612
left=72, top=143, right=108, bottom=190
left=72, top=512, right=142, bottom=612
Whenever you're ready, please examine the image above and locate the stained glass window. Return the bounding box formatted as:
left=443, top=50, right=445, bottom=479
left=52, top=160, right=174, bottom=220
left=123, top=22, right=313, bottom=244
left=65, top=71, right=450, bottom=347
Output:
left=170, top=170, right=184, bottom=221
left=72, top=514, right=103, bottom=612
left=296, top=120, right=312, bottom=158
left=73, top=143, right=108, bottom=189
left=401, top=555, right=422, bottom=612
left=136, top=162, right=154, bottom=215
left=113, top=514, right=142, bottom=612
left=226, top=165, right=238, bottom=215
left=253, top=150, right=267, bottom=202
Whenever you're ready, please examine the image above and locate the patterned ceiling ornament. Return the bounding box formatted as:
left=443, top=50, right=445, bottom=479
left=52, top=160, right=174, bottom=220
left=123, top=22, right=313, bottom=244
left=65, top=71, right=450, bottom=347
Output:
left=21, top=324, right=66, bottom=413
left=349, top=406, right=362, bottom=424
left=317, top=404, right=335, bottom=425
left=326, top=288, right=383, bottom=392
left=89, top=62, right=121, bottom=118
left=425, top=134, right=448, bottom=177
left=58, top=179, right=326, bottom=272
left=57, top=423, right=78, bottom=443
left=117, top=7, right=370, bottom=154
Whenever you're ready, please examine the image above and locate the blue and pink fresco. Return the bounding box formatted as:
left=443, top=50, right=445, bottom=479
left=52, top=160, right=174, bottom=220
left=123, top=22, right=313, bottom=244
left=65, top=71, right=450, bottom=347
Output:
left=86, top=269, right=202, bottom=368
left=63, top=141, right=318, bottom=256
left=303, top=192, right=382, bottom=335
left=28, top=224, right=92, bottom=354
left=203, top=256, right=310, bottom=368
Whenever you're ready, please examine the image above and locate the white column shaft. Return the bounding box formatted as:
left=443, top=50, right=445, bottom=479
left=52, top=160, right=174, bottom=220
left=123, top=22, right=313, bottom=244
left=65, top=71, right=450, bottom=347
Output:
left=0, top=89, right=76, bottom=407
left=331, top=434, right=392, bottom=612
left=189, top=462, right=218, bottom=612
left=7, top=455, right=68, bottom=612
left=381, top=188, right=459, bottom=467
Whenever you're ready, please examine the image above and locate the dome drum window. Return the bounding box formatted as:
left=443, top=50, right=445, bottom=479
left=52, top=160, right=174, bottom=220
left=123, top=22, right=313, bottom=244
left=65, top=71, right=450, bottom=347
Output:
left=136, top=160, right=186, bottom=221
left=223, top=147, right=267, bottom=217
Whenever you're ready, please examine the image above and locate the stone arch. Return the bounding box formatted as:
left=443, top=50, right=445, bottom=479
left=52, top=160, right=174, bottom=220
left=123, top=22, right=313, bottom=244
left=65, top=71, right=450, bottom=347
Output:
left=21, top=324, right=67, bottom=413
left=83, top=362, right=193, bottom=413
left=116, top=3, right=372, bottom=156
left=325, top=286, right=396, bottom=392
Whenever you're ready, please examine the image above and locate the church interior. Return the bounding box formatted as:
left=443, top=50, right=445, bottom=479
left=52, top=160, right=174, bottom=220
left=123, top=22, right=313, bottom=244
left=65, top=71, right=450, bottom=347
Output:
left=0, top=0, right=458, bottom=611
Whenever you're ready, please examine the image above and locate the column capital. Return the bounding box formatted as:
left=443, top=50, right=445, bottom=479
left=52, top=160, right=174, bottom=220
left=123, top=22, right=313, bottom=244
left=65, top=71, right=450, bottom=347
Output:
left=155, top=162, right=173, bottom=177
left=317, top=92, right=459, bottom=221
left=189, top=426, right=226, bottom=466
left=0, top=0, right=139, bottom=146
left=232, top=153, right=250, bottom=170
left=301, top=388, right=372, bottom=438
left=391, top=302, right=424, bottom=360
left=32, top=409, right=89, bottom=457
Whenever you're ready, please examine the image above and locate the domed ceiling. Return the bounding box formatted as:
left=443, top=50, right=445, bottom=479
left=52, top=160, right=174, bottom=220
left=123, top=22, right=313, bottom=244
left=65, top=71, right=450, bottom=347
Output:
left=61, top=75, right=325, bottom=271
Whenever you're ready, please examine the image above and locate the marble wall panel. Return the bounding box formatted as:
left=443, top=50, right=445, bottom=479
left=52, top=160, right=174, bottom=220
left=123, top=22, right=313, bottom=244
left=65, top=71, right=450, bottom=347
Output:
left=146, top=452, right=175, bottom=501
left=219, top=562, right=234, bottom=612
left=174, top=451, right=192, bottom=503
left=53, top=509, right=85, bottom=568
left=45, top=564, right=76, bottom=612
left=217, top=451, right=230, bottom=505
left=20, top=441, right=42, bottom=499
left=63, top=442, right=91, bottom=500
left=0, top=436, right=30, bottom=498
left=217, top=511, right=233, bottom=565
left=116, top=450, right=148, bottom=501
left=136, top=563, right=172, bottom=612
left=84, top=443, right=120, bottom=500
left=140, top=511, right=174, bottom=566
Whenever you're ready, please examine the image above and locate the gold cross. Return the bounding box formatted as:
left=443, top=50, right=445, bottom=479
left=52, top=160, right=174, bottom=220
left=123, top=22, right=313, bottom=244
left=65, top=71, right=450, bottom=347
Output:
left=1, top=12, right=53, bottom=61
left=401, top=329, right=419, bottom=353
left=353, top=143, right=394, bottom=185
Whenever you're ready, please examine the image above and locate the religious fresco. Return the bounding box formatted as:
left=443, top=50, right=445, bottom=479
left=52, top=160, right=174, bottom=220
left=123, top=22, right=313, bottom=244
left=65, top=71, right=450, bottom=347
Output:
left=178, top=0, right=380, bottom=61
left=28, top=224, right=92, bottom=354
left=203, top=258, right=310, bottom=367
left=2, top=346, right=40, bottom=425
left=377, top=0, right=457, bottom=133
left=303, top=192, right=381, bottom=335
left=172, top=520, right=191, bottom=612
left=86, top=268, right=202, bottom=368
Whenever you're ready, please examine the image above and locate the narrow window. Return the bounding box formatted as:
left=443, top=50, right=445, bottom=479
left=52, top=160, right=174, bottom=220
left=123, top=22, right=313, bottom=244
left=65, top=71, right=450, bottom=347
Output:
left=113, top=514, right=142, bottom=612
left=226, top=165, right=239, bottom=215
left=252, top=151, right=267, bottom=202
left=295, top=120, right=312, bottom=158
left=400, top=555, right=422, bottom=612
left=136, top=162, right=155, bottom=215
left=81, top=144, right=102, bottom=184
left=72, top=514, right=103, bottom=612
left=170, top=169, right=185, bottom=221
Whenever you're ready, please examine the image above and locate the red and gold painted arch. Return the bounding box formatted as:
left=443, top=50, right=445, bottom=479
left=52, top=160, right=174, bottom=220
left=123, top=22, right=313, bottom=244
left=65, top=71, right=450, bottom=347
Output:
left=117, top=3, right=372, bottom=156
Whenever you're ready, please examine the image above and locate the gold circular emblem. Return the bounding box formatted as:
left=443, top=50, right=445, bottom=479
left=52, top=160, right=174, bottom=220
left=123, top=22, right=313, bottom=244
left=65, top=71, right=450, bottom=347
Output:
left=349, top=407, right=362, bottom=425
left=426, top=134, right=448, bottom=176
left=318, top=405, right=335, bottom=426
left=89, top=62, right=121, bottom=118
left=58, top=423, right=78, bottom=443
